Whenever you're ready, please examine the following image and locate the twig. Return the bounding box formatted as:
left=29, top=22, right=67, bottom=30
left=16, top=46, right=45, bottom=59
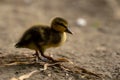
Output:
left=10, top=70, right=39, bottom=80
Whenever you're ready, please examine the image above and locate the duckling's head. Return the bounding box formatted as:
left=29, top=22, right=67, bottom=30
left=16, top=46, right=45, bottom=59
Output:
left=51, top=17, right=72, bottom=34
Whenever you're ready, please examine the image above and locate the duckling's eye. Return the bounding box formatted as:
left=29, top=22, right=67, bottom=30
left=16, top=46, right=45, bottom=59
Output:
left=57, top=22, right=67, bottom=28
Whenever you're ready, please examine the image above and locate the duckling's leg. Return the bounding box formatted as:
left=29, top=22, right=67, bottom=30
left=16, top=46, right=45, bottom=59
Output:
left=39, top=49, right=56, bottom=62
left=39, top=50, right=70, bottom=63
left=35, top=44, right=56, bottom=62
left=33, top=50, right=41, bottom=62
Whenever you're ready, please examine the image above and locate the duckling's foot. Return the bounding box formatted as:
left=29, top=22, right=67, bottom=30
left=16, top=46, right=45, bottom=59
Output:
left=41, top=56, right=56, bottom=63
left=40, top=56, right=50, bottom=62
left=41, top=56, right=73, bottom=64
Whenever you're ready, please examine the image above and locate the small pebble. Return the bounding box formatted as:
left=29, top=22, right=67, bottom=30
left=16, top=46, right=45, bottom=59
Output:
left=76, top=18, right=87, bottom=27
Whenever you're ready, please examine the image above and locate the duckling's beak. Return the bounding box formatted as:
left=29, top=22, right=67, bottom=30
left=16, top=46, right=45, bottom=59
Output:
left=65, top=28, right=73, bottom=34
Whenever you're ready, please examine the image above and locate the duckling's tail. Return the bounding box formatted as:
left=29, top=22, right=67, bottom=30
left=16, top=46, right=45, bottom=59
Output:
left=15, top=42, right=23, bottom=48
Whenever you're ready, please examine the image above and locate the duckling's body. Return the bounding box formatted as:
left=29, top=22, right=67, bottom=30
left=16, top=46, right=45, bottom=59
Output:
left=17, top=25, right=67, bottom=50
left=15, top=17, right=72, bottom=62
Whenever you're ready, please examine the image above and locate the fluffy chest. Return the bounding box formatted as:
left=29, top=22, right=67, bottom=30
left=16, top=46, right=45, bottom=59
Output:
left=60, top=32, right=67, bottom=44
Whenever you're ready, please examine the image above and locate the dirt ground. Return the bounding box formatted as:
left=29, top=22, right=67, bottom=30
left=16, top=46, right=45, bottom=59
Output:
left=0, top=0, right=120, bottom=80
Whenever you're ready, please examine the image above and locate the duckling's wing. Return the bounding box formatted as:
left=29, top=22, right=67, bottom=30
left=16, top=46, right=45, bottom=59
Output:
left=25, top=26, right=51, bottom=44
left=15, top=26, right=51, bottom=48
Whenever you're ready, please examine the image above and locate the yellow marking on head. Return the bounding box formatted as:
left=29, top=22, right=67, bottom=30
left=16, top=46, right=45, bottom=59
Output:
left=51, top=17, right=68, bottom=32
left=53, top=25, right=66, bottom=32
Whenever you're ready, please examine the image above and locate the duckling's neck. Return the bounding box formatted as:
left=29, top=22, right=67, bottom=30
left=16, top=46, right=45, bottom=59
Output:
left=50, top=28, right=67, bottom=47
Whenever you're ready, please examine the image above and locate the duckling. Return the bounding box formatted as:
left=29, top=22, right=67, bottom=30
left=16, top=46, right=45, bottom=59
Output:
left=15, top=17, right=72, bottom=62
